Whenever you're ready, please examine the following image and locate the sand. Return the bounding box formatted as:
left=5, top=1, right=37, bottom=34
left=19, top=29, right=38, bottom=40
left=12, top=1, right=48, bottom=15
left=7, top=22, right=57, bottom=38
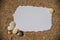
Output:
left=0, top=0, right=60, bottom=40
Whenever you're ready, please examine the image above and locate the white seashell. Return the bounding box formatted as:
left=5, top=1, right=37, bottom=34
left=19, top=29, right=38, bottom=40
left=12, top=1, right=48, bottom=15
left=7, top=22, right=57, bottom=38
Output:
left=9, top=21, right=16, bottom=27
left=8, top=26, right=15, bottom=31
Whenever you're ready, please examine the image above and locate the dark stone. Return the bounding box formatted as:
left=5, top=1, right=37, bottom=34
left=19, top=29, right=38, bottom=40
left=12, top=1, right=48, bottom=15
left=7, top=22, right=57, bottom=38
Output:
left=17, top=30, right=24, bottom=37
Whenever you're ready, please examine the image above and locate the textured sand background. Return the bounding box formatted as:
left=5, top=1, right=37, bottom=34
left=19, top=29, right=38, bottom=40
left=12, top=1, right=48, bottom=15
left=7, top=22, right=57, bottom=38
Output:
left=0, top=0, right=60, bottom=40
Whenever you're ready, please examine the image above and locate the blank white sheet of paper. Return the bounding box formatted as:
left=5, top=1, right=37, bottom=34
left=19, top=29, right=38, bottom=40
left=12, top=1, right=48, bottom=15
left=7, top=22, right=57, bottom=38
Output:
left=13, top=6, right=52, bottom=32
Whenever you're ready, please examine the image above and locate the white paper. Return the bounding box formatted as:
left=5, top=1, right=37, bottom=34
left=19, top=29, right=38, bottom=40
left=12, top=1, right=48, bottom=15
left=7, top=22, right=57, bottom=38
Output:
left=13, top=6, right=52, bottom=32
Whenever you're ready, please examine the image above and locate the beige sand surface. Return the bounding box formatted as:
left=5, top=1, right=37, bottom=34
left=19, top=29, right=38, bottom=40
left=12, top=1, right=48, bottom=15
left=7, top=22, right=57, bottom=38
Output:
left=0, top=0, right=60, bottom=40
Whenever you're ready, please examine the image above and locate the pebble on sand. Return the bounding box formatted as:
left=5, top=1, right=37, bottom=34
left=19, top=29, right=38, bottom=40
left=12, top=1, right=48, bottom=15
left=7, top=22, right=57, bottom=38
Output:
left=17, top=30, right=24, bottom=37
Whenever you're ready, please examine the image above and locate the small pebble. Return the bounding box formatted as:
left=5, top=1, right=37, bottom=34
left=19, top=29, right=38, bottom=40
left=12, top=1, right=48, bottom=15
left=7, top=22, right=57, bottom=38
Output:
left=12, top=27, right=18, bottom=34
left=8, top=31, right=12, bottom=34
left=17, top=30, right=24, bottom=37
left=8, top=30, right=12, bottom=34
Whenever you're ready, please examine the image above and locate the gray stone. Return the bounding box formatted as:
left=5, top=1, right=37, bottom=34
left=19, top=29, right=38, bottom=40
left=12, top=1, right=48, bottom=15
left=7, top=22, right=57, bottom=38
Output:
left=17, top=31, right=24, bottom=37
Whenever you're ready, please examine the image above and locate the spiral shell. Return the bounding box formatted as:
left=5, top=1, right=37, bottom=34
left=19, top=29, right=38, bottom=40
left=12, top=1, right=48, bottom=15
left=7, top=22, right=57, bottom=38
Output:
left=12, top=27, right=19, bottom=34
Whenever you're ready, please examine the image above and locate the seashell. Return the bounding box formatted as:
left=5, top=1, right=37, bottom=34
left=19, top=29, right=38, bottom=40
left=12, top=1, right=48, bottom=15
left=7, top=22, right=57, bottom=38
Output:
left=17, top=30, right=24, bottom=36
left=8, top=26, right=15, bottom=31
left=9, top=21, right=16, bottom=27
left=48, top=8, right=54, bottom=13
left=12, top=27, right=18, bottom=34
